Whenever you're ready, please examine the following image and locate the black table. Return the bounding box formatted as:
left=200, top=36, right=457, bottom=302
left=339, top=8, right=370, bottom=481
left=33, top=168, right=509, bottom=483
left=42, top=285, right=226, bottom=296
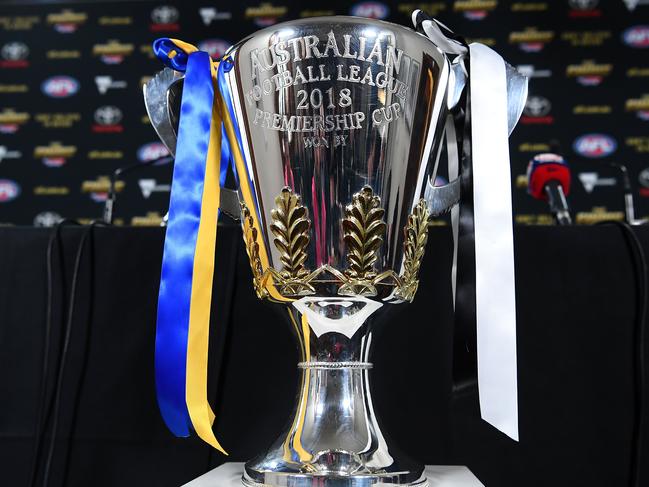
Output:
left=1, top=225, right=647, bottom=487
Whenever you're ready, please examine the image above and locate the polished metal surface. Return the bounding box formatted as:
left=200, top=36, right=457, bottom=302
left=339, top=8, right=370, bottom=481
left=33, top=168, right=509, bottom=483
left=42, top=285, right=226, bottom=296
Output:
left=425, top=177, right=461, bottom=216
left=183, top=463, right=483, bottom=487
left=143, top=67, right=182, bottom=156
left=217, top=16, right=467, bottom=487
left=505, top=62, right=528, bottom=135
left=223, top=16, right=455, bottom=288
left=240, top=300, right=429, bottom=486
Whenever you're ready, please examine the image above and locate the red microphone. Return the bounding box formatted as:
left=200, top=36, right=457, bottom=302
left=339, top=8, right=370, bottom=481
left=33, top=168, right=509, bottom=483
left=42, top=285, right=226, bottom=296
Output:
left=527, top=153, right=572, bottom=225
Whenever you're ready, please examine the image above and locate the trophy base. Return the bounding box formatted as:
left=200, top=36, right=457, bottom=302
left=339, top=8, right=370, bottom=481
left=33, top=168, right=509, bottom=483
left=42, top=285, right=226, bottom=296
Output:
left=242, top=470, right=428, bottom=487
left=182, top=463, right=484, bottom=487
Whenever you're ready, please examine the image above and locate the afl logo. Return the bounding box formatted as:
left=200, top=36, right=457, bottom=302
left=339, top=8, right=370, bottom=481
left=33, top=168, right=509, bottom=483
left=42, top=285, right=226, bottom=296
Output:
left=198, top=39, right=231, bottom=60
left=521, top=44, right=542, bottom=53
left=138, top=142, right=170, bottom=163
left=41, top=76, right=79, bottom=98
left=0, top=179, right=20, bottom=202
left=464, top=11, right=489, bottom=20
left=90, top=192, right=109, bottom=203
left=623, top=26, right=649, bottom=48
left=577, top=75, right=604, bottom=86
left=42, top=157, right=67, bottom=168
left=573, top=134, right=617, bottom=158
left=350, top=2, right=389, bottom=19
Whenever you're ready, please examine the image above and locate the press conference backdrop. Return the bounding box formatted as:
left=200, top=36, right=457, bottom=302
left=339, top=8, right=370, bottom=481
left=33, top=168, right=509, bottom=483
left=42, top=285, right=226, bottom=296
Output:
left=0, top=0, right=647, bottom=226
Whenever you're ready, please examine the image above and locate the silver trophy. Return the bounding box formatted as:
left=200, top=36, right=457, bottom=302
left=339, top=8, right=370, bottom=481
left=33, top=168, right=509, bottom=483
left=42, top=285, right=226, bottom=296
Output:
left=146, top=13, right=527, bottom=487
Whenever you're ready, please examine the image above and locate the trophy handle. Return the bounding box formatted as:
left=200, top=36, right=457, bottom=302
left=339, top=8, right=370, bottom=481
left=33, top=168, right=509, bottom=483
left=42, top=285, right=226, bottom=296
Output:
left=413, top=9, right=528, bottom=135
left=431, top=64, right=526, bottom=215
left=424, top=177, right=461, bottom=216
left=505, top=62, right=528, bottom=135
left=144, top=68, right=241, bottom=220
left=143, top=68, right=183, bottom=156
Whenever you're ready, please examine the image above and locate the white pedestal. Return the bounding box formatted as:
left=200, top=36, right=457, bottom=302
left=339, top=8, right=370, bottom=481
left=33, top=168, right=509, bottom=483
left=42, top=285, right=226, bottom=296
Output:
left=183, top=462, right=484, bottom=486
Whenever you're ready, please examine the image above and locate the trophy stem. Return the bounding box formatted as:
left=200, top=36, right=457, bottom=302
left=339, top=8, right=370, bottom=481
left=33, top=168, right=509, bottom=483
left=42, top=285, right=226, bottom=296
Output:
left=242, top=300, right=427, bottom=486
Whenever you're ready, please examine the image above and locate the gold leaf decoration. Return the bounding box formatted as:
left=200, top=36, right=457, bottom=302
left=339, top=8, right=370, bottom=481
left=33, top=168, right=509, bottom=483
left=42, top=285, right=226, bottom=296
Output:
left=240, top=202, right=268, bottom=299
left=240, top=188, right=430, bottom=302
left=340, top=186, right=387, bottom=296
left=270, top=187, right=314, bottom=296
left=395, top=199, right=430, bottom=301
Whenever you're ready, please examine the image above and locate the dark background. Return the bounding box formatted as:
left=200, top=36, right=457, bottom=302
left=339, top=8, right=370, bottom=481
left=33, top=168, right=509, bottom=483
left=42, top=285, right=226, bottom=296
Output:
left=0, top=0, right=648, bottom=226
left=0, top=224, right=648, bottom=487
left=0, top=2, right=648, bottom=487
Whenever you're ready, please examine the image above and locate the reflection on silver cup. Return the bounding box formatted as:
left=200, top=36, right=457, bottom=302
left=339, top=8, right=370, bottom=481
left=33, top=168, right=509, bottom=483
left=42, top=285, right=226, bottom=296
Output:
left=220, top=17, right=458, bottom=486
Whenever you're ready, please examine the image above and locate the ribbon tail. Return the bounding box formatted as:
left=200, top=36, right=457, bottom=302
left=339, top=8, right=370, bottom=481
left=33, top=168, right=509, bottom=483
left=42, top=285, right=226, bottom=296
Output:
left=154, top=44, right=227, bottom=453
left=468, top=43, right=519, bottom=441
left=217, top=65, right=287, bottom=303
left=155, top=50, right=215, bottom=439
left=412, top=14, right=519, bottom=441
left=186, top=92, right=227, bottom=454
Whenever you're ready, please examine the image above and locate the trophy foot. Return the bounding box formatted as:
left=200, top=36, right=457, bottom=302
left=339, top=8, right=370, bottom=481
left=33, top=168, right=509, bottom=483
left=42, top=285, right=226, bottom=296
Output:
left=242, top=443, right=427, bottom=486
left=241, top=475, right=428, bottom=487
left=242, top=462, right=428, bottom=486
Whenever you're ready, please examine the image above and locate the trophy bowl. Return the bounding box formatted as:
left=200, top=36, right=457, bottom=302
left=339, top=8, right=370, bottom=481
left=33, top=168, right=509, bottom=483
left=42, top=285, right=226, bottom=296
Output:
left=217, top=16, right=460, bottom=487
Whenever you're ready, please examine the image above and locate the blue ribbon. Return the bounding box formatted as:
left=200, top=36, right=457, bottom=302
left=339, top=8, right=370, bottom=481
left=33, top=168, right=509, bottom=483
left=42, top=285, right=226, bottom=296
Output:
left=217, top=59, right=249, bottom=200
left=153, top=38, right=191, bottom=72
left=154, top=43, right=214, bottom=437
left=220, top=125, right=232, bottom=187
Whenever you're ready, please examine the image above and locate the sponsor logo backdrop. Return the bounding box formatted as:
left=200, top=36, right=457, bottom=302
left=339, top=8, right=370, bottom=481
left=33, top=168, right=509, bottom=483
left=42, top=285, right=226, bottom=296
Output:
left=0, top=0, right=647, bottom=225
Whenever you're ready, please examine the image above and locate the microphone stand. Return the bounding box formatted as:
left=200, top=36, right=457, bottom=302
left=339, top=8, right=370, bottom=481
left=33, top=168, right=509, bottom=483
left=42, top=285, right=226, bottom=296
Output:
left=103, top=156, right=173, bottom=225
left=543, top=180, right=572, bottom=225
left=609, top=163, right=643, bottom=226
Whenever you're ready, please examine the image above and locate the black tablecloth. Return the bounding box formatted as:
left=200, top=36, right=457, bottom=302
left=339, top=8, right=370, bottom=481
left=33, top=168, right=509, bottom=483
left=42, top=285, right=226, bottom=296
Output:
left=1, top=225, right=647, bottom=487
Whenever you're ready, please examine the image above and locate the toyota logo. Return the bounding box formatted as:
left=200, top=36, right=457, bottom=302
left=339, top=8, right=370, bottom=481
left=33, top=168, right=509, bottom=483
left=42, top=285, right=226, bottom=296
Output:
left=94, top=105, right=123, bottom=126
left=569, top=0, right=598, bottom=10
left=1, top=42, right=28, bottom=61
left=523, top=96, right=552, bottom=117
left=151, top=5, right=179, bottom=24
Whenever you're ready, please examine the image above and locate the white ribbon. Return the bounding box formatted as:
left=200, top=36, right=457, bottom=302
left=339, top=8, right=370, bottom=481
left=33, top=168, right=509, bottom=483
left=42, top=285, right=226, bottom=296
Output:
left=468, top=43, right=519, bottom=441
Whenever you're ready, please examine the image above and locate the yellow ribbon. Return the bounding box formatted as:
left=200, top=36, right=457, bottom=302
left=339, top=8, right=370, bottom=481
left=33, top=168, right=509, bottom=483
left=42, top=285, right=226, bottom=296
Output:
left=162, top=38, right=226, bottom=453
left=185, top=90, right=227, bottom=454
left=166, top=37, right=289, bottom=454
left=219, top=88, right=287, bottom=303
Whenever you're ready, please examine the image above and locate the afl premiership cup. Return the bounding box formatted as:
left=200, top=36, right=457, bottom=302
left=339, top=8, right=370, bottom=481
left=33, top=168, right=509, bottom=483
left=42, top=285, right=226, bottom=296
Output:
left=146, top=12, right=526, bottom=487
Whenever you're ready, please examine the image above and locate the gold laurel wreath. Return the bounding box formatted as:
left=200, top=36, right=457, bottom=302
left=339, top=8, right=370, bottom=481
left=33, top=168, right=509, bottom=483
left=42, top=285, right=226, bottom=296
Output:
left=240, top=187, right=430, bottom=302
